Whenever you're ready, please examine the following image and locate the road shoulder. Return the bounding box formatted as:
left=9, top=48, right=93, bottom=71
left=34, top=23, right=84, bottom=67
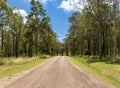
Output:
left=0, top=56, right=57, bottom=88
left=67, top=56, right=116, bottom=88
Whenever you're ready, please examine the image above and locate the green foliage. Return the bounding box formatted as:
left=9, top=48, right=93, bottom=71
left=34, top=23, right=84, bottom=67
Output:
left=0, top=59, right=6, bottom=65
left=0, top=0, right=13, bottom=15
left=65, top=0, right=120, bottom=60
left=0, top=0, right=58, bottom=58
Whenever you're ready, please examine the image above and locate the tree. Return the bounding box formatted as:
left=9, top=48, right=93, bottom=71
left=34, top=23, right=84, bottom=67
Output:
left=0, top=0, right=12, bottom=16
left=0, top=0, right=58, bottom=58
left=26, top=0, right=46, bottom=56
left=0, top=0, right=12, bottom=58
left=66, top=0, right=120, bottom=60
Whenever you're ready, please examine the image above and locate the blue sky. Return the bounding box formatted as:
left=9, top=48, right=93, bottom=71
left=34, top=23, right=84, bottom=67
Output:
left=7, top=0, right=80, bottom=42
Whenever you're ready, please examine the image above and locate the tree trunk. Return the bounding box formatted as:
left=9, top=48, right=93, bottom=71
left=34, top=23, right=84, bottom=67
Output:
left=113, top=0, right=117, bottom=59
left=12, top=34, right=15, bottom=57
left=35, top=29, right=38, bottom=55
left=97, top=0, right=102, bottom=60
left=28, top=35, right=33, bottom=57
left=15, top=36, right=18, bottom=58
left=1, top=27, right=4, bottom=59
left=65, top=43, right=68, bottom=56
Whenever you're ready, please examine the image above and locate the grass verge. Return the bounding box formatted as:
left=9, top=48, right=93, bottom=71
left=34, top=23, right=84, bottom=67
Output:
left=0, top=56, right=54, bottom=78
left=68, top=56, right=120, bottom=88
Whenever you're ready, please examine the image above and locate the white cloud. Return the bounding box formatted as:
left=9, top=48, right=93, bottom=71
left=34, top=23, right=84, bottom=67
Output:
left=13, top=9, right=28, bottom=23
left=40, top=0, right=48, bottom=3
left=24, top=0, right=54, bottom=4
left=58, top=0, right=85, bottom=12
left=58, top=0, right=74, bottom=12
left=13, top=9, right=28, bottom=17
left=39, top=0, right=54, bottom=4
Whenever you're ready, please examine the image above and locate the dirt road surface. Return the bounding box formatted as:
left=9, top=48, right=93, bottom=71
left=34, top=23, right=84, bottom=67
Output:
left=4, top=56, right=114, bottom=88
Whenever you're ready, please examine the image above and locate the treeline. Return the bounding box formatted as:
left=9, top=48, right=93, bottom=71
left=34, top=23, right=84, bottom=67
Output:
left=0, top=0, right=58, bottom=58
left=65, top=0, right=120, bottom=60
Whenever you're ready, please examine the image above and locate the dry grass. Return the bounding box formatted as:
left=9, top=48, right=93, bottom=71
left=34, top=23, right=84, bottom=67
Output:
left=0, top=56, right=53, bottom=78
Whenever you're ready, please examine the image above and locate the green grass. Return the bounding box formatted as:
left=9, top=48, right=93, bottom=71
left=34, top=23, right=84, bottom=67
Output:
left=68, top=56, right=120, bottom=88
left=0, top=57, right=54, bottom=78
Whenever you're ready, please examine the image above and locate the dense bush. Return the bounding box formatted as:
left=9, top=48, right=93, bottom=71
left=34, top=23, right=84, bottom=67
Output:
left=0, top=60, right=6, bottom=65
left=84, top=51, right=91, bottom=56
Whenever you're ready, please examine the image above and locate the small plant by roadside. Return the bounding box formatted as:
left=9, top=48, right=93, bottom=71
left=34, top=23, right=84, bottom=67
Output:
left=0, top=60, right=6, bottom=65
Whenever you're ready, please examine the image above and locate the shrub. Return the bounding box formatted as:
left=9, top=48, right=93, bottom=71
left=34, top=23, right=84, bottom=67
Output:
left=0, top=60, right=6, bottom=65
left=84, top=51, right=91, bottom=56
left=85, top=56, right=99, bottom=63
left=7, top=60, right=14, bottom=65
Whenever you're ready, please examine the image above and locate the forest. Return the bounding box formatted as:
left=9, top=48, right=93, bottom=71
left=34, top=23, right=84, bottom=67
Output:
left=63, top=0, right=120, bottom=61
left=0, top=0, right=120, bottom=61
left=0, top=0, right=58, bottom=58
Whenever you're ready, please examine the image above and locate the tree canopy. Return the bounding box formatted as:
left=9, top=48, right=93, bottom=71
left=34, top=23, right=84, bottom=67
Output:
left=0, top=0, right=58, bottom=58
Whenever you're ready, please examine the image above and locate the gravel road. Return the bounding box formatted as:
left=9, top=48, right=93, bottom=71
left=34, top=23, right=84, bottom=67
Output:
left=5, top=56, right=114, bottom=88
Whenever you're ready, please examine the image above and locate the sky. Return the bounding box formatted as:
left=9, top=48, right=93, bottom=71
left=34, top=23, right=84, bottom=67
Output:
left=7, top=0, right=80, bottom=42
